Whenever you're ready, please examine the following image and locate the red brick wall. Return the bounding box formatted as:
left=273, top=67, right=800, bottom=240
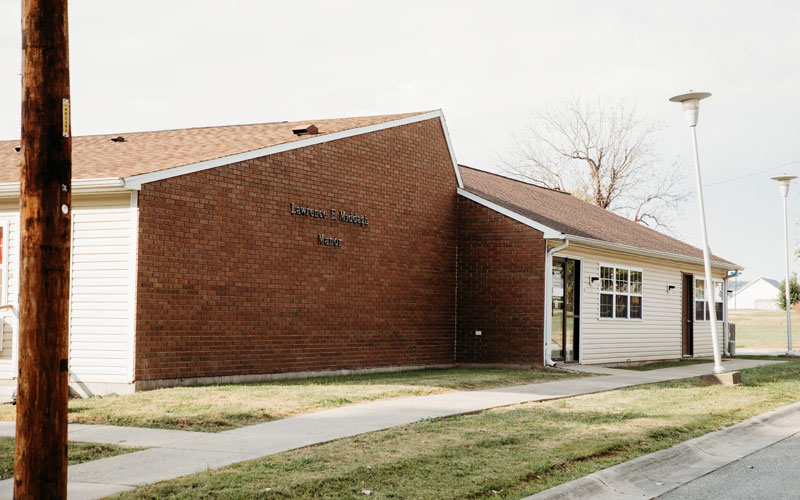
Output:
left=135, top=118, right=458, bottom=381
left=456, top=197, right=546, bottom=365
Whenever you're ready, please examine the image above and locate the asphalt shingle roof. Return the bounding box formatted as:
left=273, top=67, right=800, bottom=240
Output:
left=0, top=115, right=738, bottom=269
left=0, top=112, right=425, bottom=183
left=459, top=165, right=738, bottom=267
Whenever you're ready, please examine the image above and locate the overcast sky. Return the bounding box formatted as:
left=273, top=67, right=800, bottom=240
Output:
left=1, top=1, right=798, bottom=282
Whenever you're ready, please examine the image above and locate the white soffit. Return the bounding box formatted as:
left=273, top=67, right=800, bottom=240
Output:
left=0, top=177, right=126, bottom=197
left=122, top=110, right=463, bottom=190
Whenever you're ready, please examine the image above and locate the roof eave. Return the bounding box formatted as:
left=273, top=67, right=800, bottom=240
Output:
left=559, top=234, right=743, bottom=272
left=0, top=177, right=128, bottom=198
left=122, top=110, right=463, bottom=190
left=457, top=187, right=741, bottom=270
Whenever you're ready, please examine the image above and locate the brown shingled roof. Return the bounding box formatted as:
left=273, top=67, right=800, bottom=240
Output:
left=0, top=111, right=427, bottom=183
left=459, top=165, right=738, bottom=268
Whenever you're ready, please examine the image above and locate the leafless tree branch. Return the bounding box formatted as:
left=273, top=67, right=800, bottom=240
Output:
left=498, top=93, right=690, bottom=233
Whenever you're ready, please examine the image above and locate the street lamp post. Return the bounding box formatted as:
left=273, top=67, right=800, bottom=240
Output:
left=771, top=174, right=797, bottom=354
left=670, top=91, right=725, bottom=374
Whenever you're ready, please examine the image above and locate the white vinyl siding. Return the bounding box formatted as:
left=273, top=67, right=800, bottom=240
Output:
left=555, top=244, right=727, bottom=364
left=0, top=193, right=137, bottom=386
left=0, top=203, right=19, bottom=378
left=69, top=194, right=136, bottom=385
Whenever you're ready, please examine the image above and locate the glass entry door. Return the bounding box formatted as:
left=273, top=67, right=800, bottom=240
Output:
left=551, top=258, right=580, bottom=362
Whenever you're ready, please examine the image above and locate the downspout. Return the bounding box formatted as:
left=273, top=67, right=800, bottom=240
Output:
left=723, top=274, right=730, bottom=356
left=544, top=239, right=569, bottom=366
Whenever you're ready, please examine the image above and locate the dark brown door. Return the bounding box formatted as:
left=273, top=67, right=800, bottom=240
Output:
left=682, top=273, right=694, bottom=357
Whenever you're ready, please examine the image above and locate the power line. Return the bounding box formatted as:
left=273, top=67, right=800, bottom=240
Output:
left=704, top=159, right=800, bottom=188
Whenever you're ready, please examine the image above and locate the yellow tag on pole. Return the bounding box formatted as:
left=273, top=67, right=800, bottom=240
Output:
left=62, top=98, right=70, bottom=138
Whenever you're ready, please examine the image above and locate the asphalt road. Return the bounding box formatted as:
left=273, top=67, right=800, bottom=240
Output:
left=657, top=433, right=800, bottom=500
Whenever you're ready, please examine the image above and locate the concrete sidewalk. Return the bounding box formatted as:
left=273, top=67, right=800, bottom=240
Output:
left=0, top=358, right=780, bottom=499
left=524, top=398, right=800, bottom=500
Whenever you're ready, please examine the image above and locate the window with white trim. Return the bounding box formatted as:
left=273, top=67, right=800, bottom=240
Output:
left=694, top=278, right=723, bottom=321
left=599, top=265, right=642, bottom=319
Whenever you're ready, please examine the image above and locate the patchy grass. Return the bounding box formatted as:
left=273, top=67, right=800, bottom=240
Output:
left=0, top=368, right=580, bottom=432
left=0, top=437, right=138, bottom=480
left=729, top=309, right=800, bottom=349
left=615, top=359, right=711, bottom=371
left=109, top=360, right=797, bottom=500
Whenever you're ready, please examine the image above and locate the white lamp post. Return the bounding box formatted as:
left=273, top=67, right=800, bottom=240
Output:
left=669, top=91, right=725, bottom=373
left=771, top=174, right=797, bottom=354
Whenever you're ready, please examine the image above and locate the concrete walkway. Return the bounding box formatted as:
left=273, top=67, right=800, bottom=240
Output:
left=523, top=397, right=800, bottom=500
left=0, top=358, right=780, bottom=500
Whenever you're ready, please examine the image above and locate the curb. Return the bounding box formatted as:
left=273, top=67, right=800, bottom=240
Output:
left=523, top=401, right=800, bottom=499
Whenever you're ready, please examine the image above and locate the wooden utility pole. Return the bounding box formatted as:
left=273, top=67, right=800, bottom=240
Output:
left=14, top=0, right=72, bottom=498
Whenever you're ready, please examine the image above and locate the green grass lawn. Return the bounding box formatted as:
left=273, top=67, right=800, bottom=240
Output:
left=0, top=368, right=580, bottom=432
left=108, top=359, right=798, bottom=500
left=615, top=359, right=711, bottom=371
left=0, top=437, right=137, bottom=480
left=729, top=309, right=800, bottom=349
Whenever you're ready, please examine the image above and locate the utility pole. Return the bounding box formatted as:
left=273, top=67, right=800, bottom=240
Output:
left=14, top=0, right=72, bottom=498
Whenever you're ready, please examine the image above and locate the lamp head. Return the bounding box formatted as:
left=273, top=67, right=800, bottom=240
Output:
left=771, top=175, right=797, bottom=197
left=669, top=91, right=711, bottom=127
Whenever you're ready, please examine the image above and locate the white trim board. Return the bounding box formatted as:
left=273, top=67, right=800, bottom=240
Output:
left=126, top=191, right=139, bottom=383
left=0, top=178, right=127, bottom=198
left=456, top=189, right=741, bottom=272
left=456, top=188, right=563, bottom=238
left=564, top=235, right=742, bottom=272
left=123, top=110, right=463, bottom=190
left=438, top=112, right=463, bottom=189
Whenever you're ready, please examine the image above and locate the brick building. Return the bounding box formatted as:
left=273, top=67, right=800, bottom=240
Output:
left=0, top=110, right=741, bottom=395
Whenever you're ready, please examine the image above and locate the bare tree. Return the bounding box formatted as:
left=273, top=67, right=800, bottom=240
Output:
left=500, top=94, right=689, bottom=232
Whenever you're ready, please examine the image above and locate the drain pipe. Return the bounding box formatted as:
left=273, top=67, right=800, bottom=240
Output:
left=544, top=239, right=569, bottom=366
left=722, top=275, right=731, bottom=356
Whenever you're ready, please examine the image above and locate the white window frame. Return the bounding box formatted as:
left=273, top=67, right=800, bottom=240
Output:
left=598, top=263, right=643, bottom=320
left=694, top=277, right=724, bottom=322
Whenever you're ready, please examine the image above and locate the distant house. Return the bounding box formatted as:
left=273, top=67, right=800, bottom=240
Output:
left=727, top=277, right=780, bottom=310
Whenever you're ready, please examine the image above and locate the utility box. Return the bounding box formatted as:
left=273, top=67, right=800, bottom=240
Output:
left=728, top=323, right=736, bottom=356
